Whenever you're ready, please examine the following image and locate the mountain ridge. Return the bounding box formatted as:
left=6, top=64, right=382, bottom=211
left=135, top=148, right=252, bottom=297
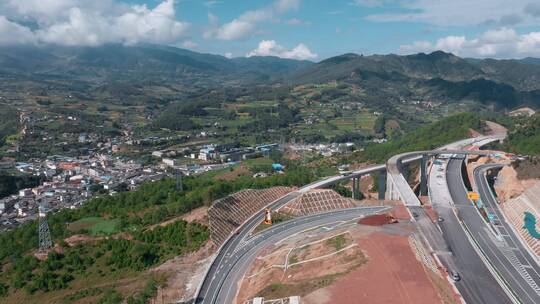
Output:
left=1, top=45, right=540, bottom=110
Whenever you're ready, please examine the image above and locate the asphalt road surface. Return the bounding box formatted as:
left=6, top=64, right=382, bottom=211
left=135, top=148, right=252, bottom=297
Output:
left=196, top=206, right=389, bottom=304
left=197, top=163, right=393, bottom=302
left=430, top=159, right=512, bottom=304
left=474, top=164, right=540, bottom=302
left=196, top=191, right=300, bottom=304
left=196, top=136, right=506, bottom=304
left=447, top=159, right=540, bottom=304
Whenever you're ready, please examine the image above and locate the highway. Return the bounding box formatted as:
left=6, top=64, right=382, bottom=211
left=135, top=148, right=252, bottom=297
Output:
left=195, top=135, right=510, bottom=303
left=196, top=206, right=389, bottom=304
left=196, top=191, right=300, bottom=303
left=299, top=163, right=385, bottom=192
left=386, top=135, right=513, bottom=303
left=385, top=148, right=492, bottom=205
left=196, top=163, right=391, bottom=303
left=430, top=159, right=512, bottom=304
left=473, top=164, right=540, bottom=303
left=447, top=159, right=540, bottom=304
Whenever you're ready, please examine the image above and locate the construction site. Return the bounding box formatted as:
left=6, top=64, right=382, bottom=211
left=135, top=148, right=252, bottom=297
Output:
left=81, top=140, right=539, bottom=304
left=232, top=201, right=459, bottom=304
left=185, top=166, right=464, bottom=304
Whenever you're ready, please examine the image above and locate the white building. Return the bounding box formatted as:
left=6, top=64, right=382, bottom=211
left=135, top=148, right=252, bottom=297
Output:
left=162, top=158, right=178, bottom=167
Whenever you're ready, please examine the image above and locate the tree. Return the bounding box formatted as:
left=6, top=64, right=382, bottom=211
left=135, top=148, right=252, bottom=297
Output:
left=97, top=289, right=123, bottom=304
left=0, top=283, right=8, bottom=297
left=270, top=150, right=283, bottom=163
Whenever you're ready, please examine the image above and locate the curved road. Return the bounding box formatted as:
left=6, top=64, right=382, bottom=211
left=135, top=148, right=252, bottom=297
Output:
left=196, top=135, right=507, bottom=303
left=387, top=135, right=512, bottom=304
left=197, top=206, right=389, bottom=304
left=196, top=163, right=391, bottom=304
left=469, top=163, right=540, bottom=303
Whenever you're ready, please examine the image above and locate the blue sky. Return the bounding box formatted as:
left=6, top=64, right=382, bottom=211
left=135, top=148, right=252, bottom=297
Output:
left=2, top=0, right=540, bottom=60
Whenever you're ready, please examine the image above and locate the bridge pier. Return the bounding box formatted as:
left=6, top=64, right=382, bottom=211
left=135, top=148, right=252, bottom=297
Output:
left=352, top=177, right=356, bottom=199
left=420, top=154, right=428, bottom=196
left=385, top=173, right=399, bottom=201
left=378, top=171, right=387, bottom=200
left=352, top=177, right=361, bottom=200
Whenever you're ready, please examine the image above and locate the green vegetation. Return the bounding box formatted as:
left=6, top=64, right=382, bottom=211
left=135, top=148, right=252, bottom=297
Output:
left=257, top=274, right=340, bottom=298
left=126, top=277, right=160, bottom=304
left=0, top=164, right=316, bottom=300
left=0, top=174, right=41, bottom=199
left=97, top=289, right=123, bottom=304
left=63, top=288, right=103, bottom=303
left=135, top=220, right=209, bottom=253
left=288, top=255, right=299, bottom=265
left=0, top=106, right=19, bottom=150
left=326, top=234, right=347, bottom=251
left=68, top=217, right=120, bottom=236
left=505, top=114, right=540, bottom=156
left=356, top=112, right=484, bottom=163
left=151, top=101, right=209, bottom=131
left=4, top=42, right=540, bottom=303
left=0, top=282, right=7, bottom=297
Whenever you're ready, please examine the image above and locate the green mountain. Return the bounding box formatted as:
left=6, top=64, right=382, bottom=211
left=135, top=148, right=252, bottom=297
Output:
left=292, top=51, right=482, bottom=84
left=2, top=46, right=540, bottom=112
left=291, top=51, right=540, bottom=109
left=0, top=44, right=313, bottom=85
left=506, top=113, right=540, bottom=156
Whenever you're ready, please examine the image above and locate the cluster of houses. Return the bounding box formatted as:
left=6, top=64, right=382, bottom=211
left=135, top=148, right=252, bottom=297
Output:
left=152, top=143, right=281, bottom=173
left=0, top=154, right=168, bottom=231
left=289, top=142, right=355, bottom=157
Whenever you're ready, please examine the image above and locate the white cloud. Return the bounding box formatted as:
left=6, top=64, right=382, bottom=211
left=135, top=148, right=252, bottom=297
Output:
left=5, top=0, right=76, bottom=23
left=182, top=40, right=197, bottom=49
left=214, top=18, right=261, bottom=41
left=247, top=40, right=317, bottom=60
left=205, top=0, right=301, bottom=41
left=367, top=0, right=539, bottom=27
left=0, top=0, right=190, bottom=46
left=399, top=28, right=540, bottom=58
left=273, top=0, right=301, bottom=14
left=284, top=18, right=303, bottom=25
left=350, top=0, right=386, bottom=7
left=0, top=16, right=36, bottom=45
left=203, top=1, right=222, bottom=8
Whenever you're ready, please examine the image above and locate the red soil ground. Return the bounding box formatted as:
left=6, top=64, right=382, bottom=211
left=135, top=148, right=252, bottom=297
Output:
left=304, top=232, right=444, bottom=304
left=358, top=213, right=397, bottom=226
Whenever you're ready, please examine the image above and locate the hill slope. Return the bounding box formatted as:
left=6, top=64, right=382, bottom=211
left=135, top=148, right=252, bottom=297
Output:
left=290, top=51, right=540, bottom=109
left=0, top=44, right=313, bottom=85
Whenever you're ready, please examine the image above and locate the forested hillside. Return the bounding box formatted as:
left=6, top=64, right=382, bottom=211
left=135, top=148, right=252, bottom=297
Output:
left=505, top=114, right=540, bottom=156
left=0, top=106, right=18, bottom=149
left=353, top=113, right=486, bottom=163
left=0, top=164, right=315, bottom=302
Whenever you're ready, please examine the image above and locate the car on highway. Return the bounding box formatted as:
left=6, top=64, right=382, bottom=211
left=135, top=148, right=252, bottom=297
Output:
left=342, top=172, right=352, bottom=176
left=438, top=216, right=444, bottom=222
left=450, top=271, right=461, bottom=282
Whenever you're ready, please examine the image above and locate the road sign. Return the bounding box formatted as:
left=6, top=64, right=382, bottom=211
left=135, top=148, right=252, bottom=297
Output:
left=468, top=192, right=480, bottom=200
